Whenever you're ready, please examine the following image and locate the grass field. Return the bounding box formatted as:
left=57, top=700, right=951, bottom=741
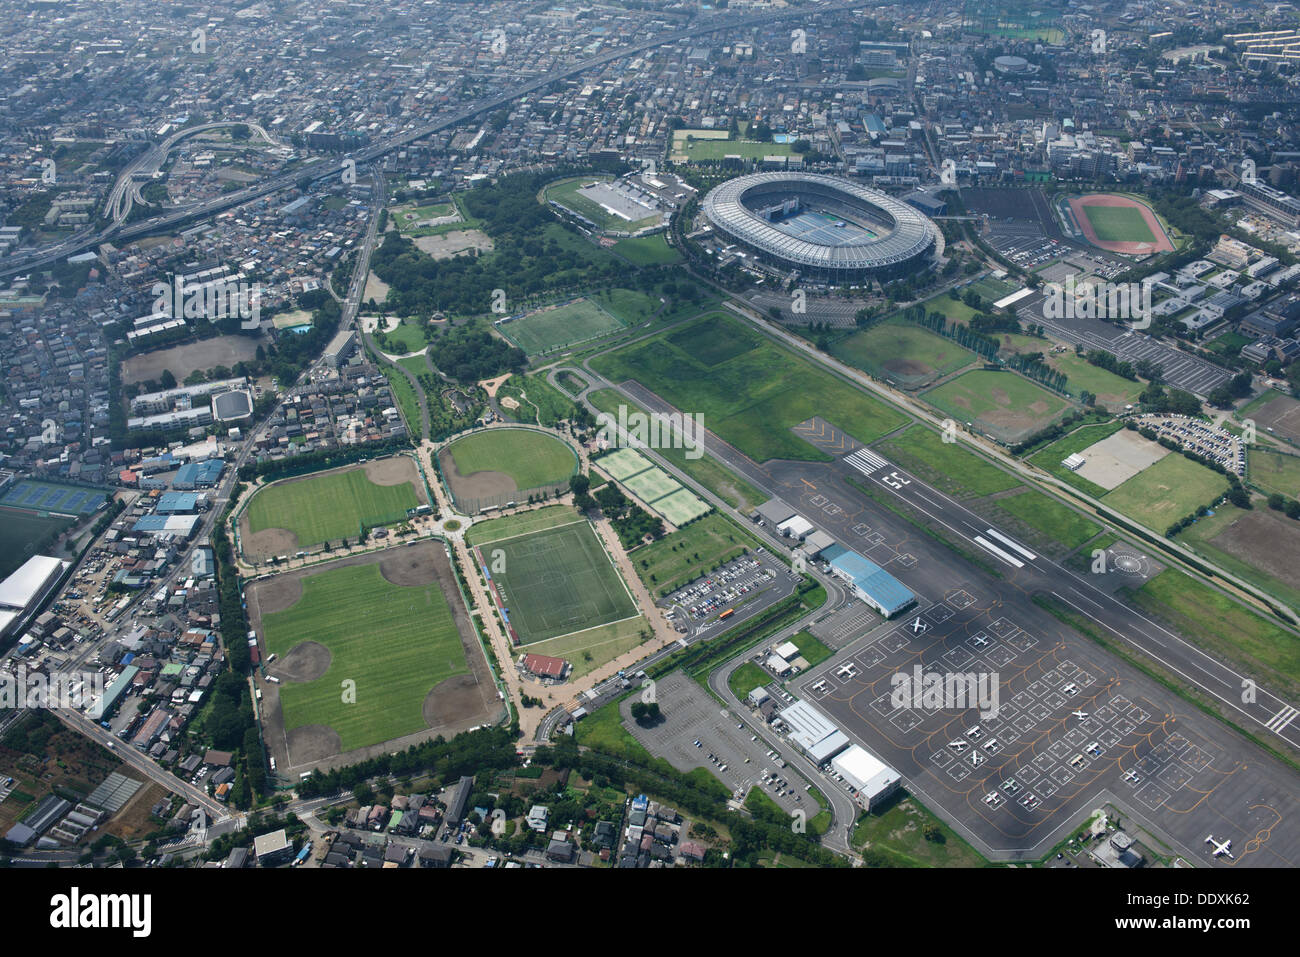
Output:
left=261, top=562, right=467, bottom=752
left=0, top=509, right=74, bottom=579
left=593, top=288, right=660, bottom=326
left=852, top=793, right=988, bottom=867
left=588, top=389, right=769, bottom=513
left=466, top=504, right=578, bottom=547
left=990, top=487, right=1102, bottom=553
left=922, top=370, right=1071, bottom=444
left=1176, top=502, right=1300, bottom=613
left=789, top=630, right=833, bottom=667
left=624, top=466, right=682, bottom=503
left=728, top=662, right=770, bottom=700
left=876, top=425, right=1022, bottom=500
left=1026, top=421, right=1126, bottom=498
left=830, top=319, right=975, bottom=388
left=246, top=466, right=420, bottom=546
left=488, top=520, right=637, bottom=644
left=1082, top=205, right=1155, bottom=243
left=380, top=321, right=429, bottom=354
left=1102, top=453, right=1228, bottom=530
left=629, top=511, right=762, bottom=596
left=1048, top=353, right=1144, bottom=407
left=1126, top=568, right=1300, bottom=697
left=612, top=234, right=682, bottom=266
left=654, top=487, right=712, bottom=525
left=524, top=614, right=653, bottom=680
left=501, top=297, right=626, bottom=355
left=1249, top=448, right=1300, bottom=498
left=446, top=429, right=575, bottom=490
left=591, top=312, right=909, bottom=463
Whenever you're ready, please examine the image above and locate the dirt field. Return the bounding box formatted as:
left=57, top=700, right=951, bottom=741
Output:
left=438, top=446, right=517, bottom=503
left=123, top=335, right=264, bottom=386
left=479, top=373, right=512, bottom=397
left=249, top=540, right=500, bottom=774
left=414, top=229, right=494, bottom=260
left=238, top=457, right=426, bottom=562
left=1074, top=429, right=1169, bottom=490
left=1209, top=508, right=1300, bottom=594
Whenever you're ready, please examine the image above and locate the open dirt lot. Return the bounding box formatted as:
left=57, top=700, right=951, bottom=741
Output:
left=1209, top=507, right=1300, bottom=595
left=1074, top=429, right=1169, bottom=490
left=122, top=335, right=264, bottom=386
left=249, top=540, right=500, bottom=774
left=414, top=229, right=493, bottom=260
left=1251, top=394, right=1300, bottom=447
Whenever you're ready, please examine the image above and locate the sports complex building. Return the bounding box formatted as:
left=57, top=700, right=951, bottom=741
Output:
left=701, top=172, right=940, bottom=282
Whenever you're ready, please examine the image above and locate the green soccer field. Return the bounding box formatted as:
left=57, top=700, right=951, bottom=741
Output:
left=446, top=429, right=576, bottom=490
left=488, top=521, right=638, bottom=644
left=501, top=298, right=626, bottom=354
left=612, top=234, right=682, bottom=266
left=261, top=562, right=468, bottom=752
left=921, top=370, right=1071, bottom=444
left=245, top=466, right=420, bottom=547
left=831, top=319, right=976, bottom=388
left=590, top=312, right=909, bottom=463
left=1082, top=205, right=1155, bottom=243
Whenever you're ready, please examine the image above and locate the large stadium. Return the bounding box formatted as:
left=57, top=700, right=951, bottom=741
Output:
left=701, top=172, right=941, bottom=282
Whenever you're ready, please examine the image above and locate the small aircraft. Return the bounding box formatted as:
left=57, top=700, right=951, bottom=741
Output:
left=1205, top=835, right=1234, bottom=859
left=1072, top=710, right=1089, bottom=720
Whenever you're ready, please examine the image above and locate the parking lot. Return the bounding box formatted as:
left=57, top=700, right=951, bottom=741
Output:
left=623, top=670, right=807, bottom=815
left=661, top=551, right=796, bottom=639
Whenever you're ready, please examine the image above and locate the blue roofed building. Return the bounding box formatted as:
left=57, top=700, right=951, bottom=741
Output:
left=174, top=459, right=224, bottom=489
left=155, top=491, right=200, bottom=514
left=821, top=544, right=915, bottom=617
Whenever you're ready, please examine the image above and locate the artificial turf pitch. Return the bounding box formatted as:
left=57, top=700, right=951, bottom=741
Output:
left=487, top=521, right=638, bottom=644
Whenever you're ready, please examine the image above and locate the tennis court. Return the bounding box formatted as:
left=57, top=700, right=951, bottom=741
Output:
left=0, top=480, right=106, bottom=516
left=625, top=468, right=682, bottom=503
left=653, top=488, right=712, bottom=525
left=599, top=447, right=653, bottom=481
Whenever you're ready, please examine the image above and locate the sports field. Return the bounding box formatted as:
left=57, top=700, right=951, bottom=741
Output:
left=445, top=429, right=575, bottom=491
left=921, top=370, right=1071, bottom=444
left=485, top=520, right=638, bottom=644
left=500, top=297, right=626, bottom=354
left=612, top=234, right=682, bottom=266
left=544, top=177, right=662, bottom=232
left=590, top=312, right=909, bottom=463
left=0, top=509, right=74, bottom=579
left=593, top=288, right=660, bottom=326
left=0, top=480, right=106, bottom=516
left=1249, top=448, right=1300, bottom=498
left=1101, top=452, right=1229, bottom=530
left=1081, top=205, right=1155, bottom=244
left=1047, top=353, right=1144, bottom=408
left=467, top=504, right=577, bottom=547
left=260, top=561, right=469, bottom=753
left=599, top=447, right=653, bottom=480
left=1025, top=421, right=1126, bottom=498
left=243, top=460, right=421, bottom=554
left=654, top=487, right=712, bottom=525
left=624, top=467, right=682, bottom=503
left=672, top=136, right=796, bottom=164
left=831, top=319, right=975, bottom=389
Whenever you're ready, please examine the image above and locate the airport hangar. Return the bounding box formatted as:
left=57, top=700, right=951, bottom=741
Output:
left=700, top=171, right=941, bottom=282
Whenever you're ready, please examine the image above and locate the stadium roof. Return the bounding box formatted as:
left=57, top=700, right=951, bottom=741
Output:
left=0, top=555, right=67, bottom=612
left=702, top=172, right=936, bottom=270
left=822, top=544, right=915, bottom=615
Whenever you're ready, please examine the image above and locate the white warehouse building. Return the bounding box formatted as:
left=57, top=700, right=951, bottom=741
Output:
left=832, top=745, right=902, bottom=811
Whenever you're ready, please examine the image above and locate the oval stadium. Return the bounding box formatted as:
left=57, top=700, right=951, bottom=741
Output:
left=701, top=172, right=941, bottom=282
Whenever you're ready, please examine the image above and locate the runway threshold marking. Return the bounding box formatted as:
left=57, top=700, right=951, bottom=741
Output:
left=973, top=536, right=1025, bottom=568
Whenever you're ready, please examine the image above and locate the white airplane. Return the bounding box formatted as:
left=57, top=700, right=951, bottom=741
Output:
left=1072, top=710, right=1089, bottom=720
left=1205, top=835, right=1234, bottom=859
